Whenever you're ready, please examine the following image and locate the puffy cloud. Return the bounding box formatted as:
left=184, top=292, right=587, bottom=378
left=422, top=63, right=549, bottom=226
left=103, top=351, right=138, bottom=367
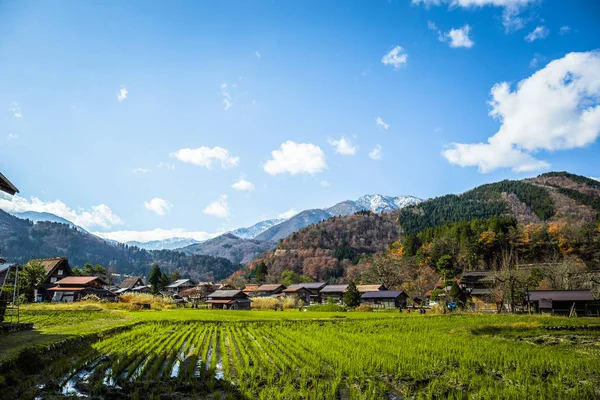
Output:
left=414, top=0, right=536, bottom=32
left=446, top=25, right=474, bottom=48
left=232, top=179, right=255, bottom=191
left=369, top=144, right=383, bottom=160
left=429, top=22, right=474, bottom=48
left=0, top=195, right=123, bottom=229
left=525, top=26, right=549, bottom=42
left=10, top=102, right=22, bottom=118
left=277, top=208, right=297, bottom=219
left=382, top=46, right=408, bottom=70
left=171, top=146, right=239, bottom=169
left=443, top=51, right=600, bottom=173
left=376, top=117, right=390, bottom=130
left=144, top=198, right=172, bottom=216
left=95, top=228, right=219, bottom=243
left=7, top=133, right=18, bottom=140
left=264, top=141, right=327, bottom=175
left=132, top=168, right=151, bottom=174
left=328, top=137, right=358, bottom=155
left=203, top=195, right=229, bottom=218
left=117, top=87, right=128, bottom=102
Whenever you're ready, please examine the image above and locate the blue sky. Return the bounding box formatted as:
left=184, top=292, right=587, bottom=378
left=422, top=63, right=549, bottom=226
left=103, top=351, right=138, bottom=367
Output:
left=1, top=0, right=599, bottom=242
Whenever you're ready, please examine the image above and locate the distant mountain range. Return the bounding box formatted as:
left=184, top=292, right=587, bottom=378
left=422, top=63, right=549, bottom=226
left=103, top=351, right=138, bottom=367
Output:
left=229, top=218, right=285, bottom=239
left=11, top=211, right=90, bottom=234
left=181, top=233, right=275, bottom=264
left=255, top=195, right=422, bottom=242
left=125, top=237, right=200, bottom=251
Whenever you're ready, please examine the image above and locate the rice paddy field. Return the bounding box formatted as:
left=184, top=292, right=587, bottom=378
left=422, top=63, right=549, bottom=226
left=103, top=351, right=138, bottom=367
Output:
left=1, top=306, right=600, bottom=399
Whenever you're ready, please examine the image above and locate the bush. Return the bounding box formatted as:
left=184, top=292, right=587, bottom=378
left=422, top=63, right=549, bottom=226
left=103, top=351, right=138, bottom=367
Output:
left=355, top=305, right=373, bottom=312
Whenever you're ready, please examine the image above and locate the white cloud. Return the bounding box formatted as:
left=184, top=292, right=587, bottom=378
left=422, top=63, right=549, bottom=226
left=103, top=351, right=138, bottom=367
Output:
left=382, top=46, right=408, bottom=70
left=529, top=56, right=538, bottom=68
left=10, top=102, right=22, bottom=118
left=132, top=168, right=151, bottom=174
left=7, top=133, right=18, bottom=140
left=320, top=180, right=330, bottom=188
left=443, top=51, right=600, bottom=173
left=376, top=117, right=390, bottom=130
left=446, top=25, right=475, bottom=48
left=117, top=87, right=128, bottom=102
left=95, top=228, right=220, bottom=243
left=204, top=195, right=230, bottom=218
left=560, top=26, right=571, bottom=35
left=232, top=179, right=255, bottom=191
left=525, top=26, right=549, bottom=42
left=277, top=208, right=297, bottom=219
left=0, top=195, right=123, bottom=229
left=255, top=51, right=261, bottom=58
left=171, top=146, right=240, bottom=169
left=590, top=177, right=600, bottom=182
left=157, top=161, right=176, bottom=171
left=429, top=22, right=474, bottom=48
left=220, top=83, right=233, bottom=111
left=328, top=137, right=358, bottom=155
left=144, top=198, right=172, bottom=216
left=264, top=141, right=327, bottom=175
left=414, top=0, right=536, bottom=32
left=369, top=144, right=383, bottom=160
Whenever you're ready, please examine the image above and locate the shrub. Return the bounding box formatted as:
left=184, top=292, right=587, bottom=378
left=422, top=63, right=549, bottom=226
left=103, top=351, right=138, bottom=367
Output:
left=355, top=305, right=373, bottom=312
left=306, top=303, right=347, bottom=312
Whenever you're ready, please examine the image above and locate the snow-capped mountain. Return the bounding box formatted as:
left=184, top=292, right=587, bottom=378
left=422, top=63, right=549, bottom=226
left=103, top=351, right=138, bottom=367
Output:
left=257, top=194, right=423, bottom=242
left=229, top=218, right=286, bottom=239
left=126, top=237, right=200, bottom=251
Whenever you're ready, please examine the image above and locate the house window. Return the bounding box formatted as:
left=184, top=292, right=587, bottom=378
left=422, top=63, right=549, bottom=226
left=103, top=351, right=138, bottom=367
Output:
left=57, top=269, right=64, bottom=276
left=50, top=277, right=57, bottom=283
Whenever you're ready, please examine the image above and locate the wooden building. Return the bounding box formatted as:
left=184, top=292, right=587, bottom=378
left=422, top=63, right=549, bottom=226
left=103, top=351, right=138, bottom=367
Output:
left=256, top=284, right=286, bottom=297
left=0, top=172, right=19, bottom=196
left=285, top=283, right=326, bottom=304
left=282, top=285, right=312, bottom=304
left=206, top=290, right=252, bottom=310
left=526, top=290, right=599, bottom=316
left=320, top=285, right=348, bottom=303
left=460, top=271, right=496, bottom=311
left=165, top=279, right=195, bottom=294
left=361, top=290, right=408, bottom=309
left=47, top=276, right=117, bottom=302
left=30, top=257, right=73, bottom=302
left=242, top=284, right=260, bottom=297
left=115, top=277, right=146, bottom=295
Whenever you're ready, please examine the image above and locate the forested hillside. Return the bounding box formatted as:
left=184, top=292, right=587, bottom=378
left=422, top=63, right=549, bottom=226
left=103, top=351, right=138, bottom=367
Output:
left=235, top=172, right=600, bottom=287
left=0, top=210, right=240, bottom=281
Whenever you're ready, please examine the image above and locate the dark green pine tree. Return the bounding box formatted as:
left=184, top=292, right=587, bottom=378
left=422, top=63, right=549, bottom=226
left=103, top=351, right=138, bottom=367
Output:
left=344, top=281, right=362, bottom=308
left=255, top=262, right=268, bottom=284
left=148, top=264, right=162, bottom=294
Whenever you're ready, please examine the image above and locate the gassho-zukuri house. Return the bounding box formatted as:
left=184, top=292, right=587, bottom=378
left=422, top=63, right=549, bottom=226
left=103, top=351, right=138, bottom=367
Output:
left=206, top=290, right=252, bottom=310
left=47, top=276, right=117, bottom=302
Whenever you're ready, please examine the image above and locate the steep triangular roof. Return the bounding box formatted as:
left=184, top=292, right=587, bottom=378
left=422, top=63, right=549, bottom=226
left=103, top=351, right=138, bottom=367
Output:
left=0, top=172, right=19, bottom=196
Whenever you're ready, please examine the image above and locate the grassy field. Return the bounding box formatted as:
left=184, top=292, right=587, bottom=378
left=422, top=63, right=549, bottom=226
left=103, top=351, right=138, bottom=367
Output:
left=1, top=304, right=600, bottom=399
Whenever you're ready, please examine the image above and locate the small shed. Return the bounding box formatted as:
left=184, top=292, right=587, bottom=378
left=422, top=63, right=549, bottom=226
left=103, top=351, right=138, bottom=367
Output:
left=206, top=290, right=252, bottom=310
left=256, top=284, right=286, bottom=297
left=165, top=279, right=195, bottom=294
left=361, top=290, right=408, bottom=309
left=527, top=290, right=599, bottom=316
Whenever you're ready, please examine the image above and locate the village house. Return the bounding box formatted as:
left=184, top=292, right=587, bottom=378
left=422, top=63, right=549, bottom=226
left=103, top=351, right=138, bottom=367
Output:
left=526, top=290, right=600, bottom=316
left=30, top=257, right=73, bottom=302
left=460, top=271, right=496, bottom=311
left=206, top=290, right=252, bottom=310
left=319, top=284, right=386, bottom=303
left=115, top=277, right=146, bottom=295
left=285, top=283, right=327, bottom=304
left=361, top=290, right=408, bottom=309
left=282, top=285, right=312, bottom=304
left=165, top=279, right=195, bottom=294
left=242, top=284, right=260, bottom=297
left=47, top=276, right=117, bottom=302
left=256, top=284, right=286, bottom=297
